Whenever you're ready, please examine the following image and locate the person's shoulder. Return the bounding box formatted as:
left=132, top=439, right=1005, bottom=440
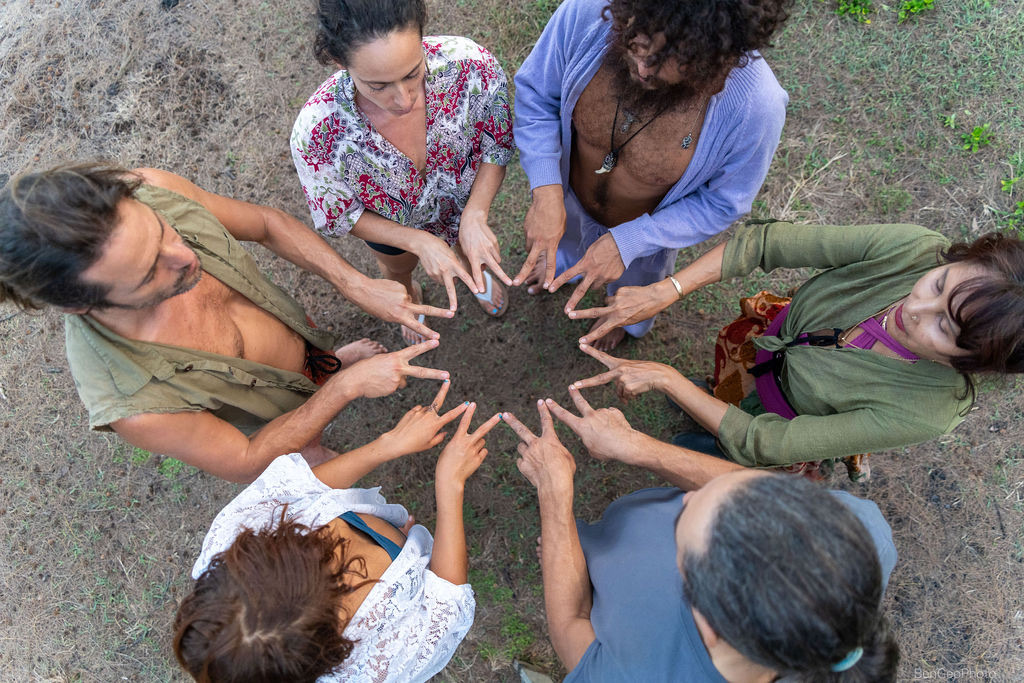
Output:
left=292, top=70, right=350, bottom=136
left=424, top=36, right=506, bottom=74
left=721, top=53, right=787, bottom=108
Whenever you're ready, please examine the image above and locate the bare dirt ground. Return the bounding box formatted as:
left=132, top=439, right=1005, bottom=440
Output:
left=1, top=0, right=1022, bottom=680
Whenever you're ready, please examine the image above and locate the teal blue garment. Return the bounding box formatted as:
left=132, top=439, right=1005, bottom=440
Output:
left=565, top=487, right=896, bottom=682
left=338, top=512, right=403, bottom=561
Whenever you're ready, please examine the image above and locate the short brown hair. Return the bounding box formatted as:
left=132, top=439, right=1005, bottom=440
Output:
left=0, top=163, right=140, bottom=310
left=173, top=509, right=372, bottom=683
left=943, top=232, right=1024, bottom=377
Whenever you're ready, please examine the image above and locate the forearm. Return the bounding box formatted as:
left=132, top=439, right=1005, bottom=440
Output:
left=659, top=372, right=729, bottom=435
left=429, top=483, right=468, bottom=584
left=256, top=206, right=373, bottom=295
left=538, top=487, right=595, bottom=670
left=673, top=241, right=726, bottom=294
left=349, top=209, right=429, bottom=253
left=462, top=162, right=506, bottom=218
left=310, top=435, right=395, bottom=489
left=245, top=373, right=360, bottom=471
left=631, top=432, right=743, bottom=490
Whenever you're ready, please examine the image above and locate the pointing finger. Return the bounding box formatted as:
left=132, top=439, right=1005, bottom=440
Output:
left=410, top=302, right=456, bottom=320
left=404, top=365, right=451, bottom=381
left=563, top=278, right=592, bottom=314
left=543, top=397, right=581, bottom=430
left=471, top=412, right=503, bottom=439
left=513, top=243, right=542, bottom=286
left=501, top=411, right=537, bottom=441
left=567, top=303, right=612, bottom=320
left=547, top=262, right=582, bottom=294
left=543, top=245, right=558, bottom=290
left=567, top=385, right=595, bottom=414
left=430, top=378, right=451, bottom=409
left=484, top=257, right=513, bottom=287
left=456, top=402, right=477, bottom=434
left=537, top=399, right=555, bottom=436
left=443, top=273, right=459, bottom=312
left=570, top=370, right=618, bottom=390
left=437, top=400, right=469, bottom=426
left=399, top=338, right=440, bottom=360
left=578, top=341, right=622, bottom=369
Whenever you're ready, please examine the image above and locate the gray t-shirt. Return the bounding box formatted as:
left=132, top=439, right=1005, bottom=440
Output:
left=565, top=487, right=897, bottom=682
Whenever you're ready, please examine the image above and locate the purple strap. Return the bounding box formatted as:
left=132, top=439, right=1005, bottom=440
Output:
left=753, top=305, right=919, bottom=421
left=843, top=317, right=919, bottom=360
left=753, top=306, right=798, bottom=419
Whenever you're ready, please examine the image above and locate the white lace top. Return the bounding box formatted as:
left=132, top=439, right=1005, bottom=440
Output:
left=192, top=454, right=476, bottom=683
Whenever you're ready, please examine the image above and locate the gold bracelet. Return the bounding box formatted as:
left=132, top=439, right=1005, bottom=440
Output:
left=667, top=275, right=684, bottom=298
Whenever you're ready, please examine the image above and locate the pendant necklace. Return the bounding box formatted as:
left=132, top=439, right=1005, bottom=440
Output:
left=595, top=94, right=709, bottom=175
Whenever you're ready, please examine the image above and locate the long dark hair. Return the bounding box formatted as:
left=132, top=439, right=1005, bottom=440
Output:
left=313, top=0, right=427, bottom=66
left=173, top=508, right=373, bottom=683
left=681, top=475, right=899, bottom=681
left=0, top=163, right=139, bottom=310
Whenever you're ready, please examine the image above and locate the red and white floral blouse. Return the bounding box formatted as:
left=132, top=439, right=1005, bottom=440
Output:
left=291, top=36, right=515, bottom=247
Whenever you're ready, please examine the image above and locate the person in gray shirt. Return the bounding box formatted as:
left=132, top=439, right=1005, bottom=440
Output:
left=504, top=393, right=899, bottom=682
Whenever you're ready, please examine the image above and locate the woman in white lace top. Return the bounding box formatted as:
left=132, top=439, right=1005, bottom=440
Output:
left=172, top=382, right=500, bottom=682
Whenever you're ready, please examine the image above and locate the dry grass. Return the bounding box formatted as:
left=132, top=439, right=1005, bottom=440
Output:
left=1, top=0, right=1023, bottom=680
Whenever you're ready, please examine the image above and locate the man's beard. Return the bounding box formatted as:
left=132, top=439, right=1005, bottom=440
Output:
left=604, top=43, right=699, bottom=116
left=101, top=261, right=202, bottom=311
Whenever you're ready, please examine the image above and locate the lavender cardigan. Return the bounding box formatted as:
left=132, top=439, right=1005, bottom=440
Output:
left=513, top=0, right=789, bottom=268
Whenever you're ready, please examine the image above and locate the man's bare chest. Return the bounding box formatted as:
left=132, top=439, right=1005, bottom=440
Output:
left=147, top=275, right=304, bottom=369
left=572, top=72, right=703, bottom=187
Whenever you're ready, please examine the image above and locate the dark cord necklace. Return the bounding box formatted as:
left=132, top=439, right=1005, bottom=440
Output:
left=595, top=98, right=670, bottom=175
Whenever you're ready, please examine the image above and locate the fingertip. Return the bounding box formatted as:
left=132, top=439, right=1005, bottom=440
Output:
left=568, top=311, right=576, bottom=318
left=443, top=378, right=450, bottom=383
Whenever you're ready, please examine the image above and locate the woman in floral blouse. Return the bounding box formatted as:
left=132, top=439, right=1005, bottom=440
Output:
left=292, top=0, right=516, bottom=344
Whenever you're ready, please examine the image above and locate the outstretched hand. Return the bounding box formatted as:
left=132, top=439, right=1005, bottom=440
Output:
left=544, top=387, right=644, bottom=466
left=503, top=401, right=576, bottom=497
left=348, top=276, right=453, bottom=340
left=570, top=342, right=679, bottom=403
left=340, top=339, right=449, bottom=399
left=546, top=233, right=625, bottom=311
left=513, top=186, right=566, bottom=293
left=571, top=279, right=678, bottom=344
left=435, top=402, right=502, bottom=491
left=458, top=210, right=513, bottom=292
left=415, top=232, right=481, bottom=311
left=381, top=380, right=468, bottom=458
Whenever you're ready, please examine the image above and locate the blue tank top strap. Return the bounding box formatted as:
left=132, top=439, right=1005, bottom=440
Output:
left=338, top=511, right=403, bottom=561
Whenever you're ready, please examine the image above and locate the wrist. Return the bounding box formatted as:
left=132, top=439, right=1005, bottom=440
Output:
left=531, top=184, right=563, bottom=204
left=435, top=479, right=466, bottom=502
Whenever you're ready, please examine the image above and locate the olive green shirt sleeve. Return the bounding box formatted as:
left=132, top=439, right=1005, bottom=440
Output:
left=718, top=403, right=961, bottom=467
left=721, top=221, right=947, bottom=280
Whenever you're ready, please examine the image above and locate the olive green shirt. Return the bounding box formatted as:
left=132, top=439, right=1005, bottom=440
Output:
left=717, top=221, right=970, bottom=466
left=65, top=185, right=335, bottom=435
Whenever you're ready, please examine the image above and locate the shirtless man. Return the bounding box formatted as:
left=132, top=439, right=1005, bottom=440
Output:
left=513, top=0, right=791, bottom=349
left=0, top=164, right=453, bottom=482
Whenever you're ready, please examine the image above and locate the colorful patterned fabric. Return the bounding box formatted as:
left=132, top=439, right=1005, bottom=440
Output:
left=292, top=36, right=515, bottom=246
left=712, top=291, right=871, bottom=481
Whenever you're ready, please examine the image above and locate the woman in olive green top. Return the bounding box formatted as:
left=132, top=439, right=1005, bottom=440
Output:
left=567, top=221, right=1024, bottom=469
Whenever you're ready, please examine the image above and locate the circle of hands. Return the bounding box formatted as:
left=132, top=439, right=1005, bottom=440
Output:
left=351, top=310, right=683, bottom=496
left=346, top=214, right=686, bottom=491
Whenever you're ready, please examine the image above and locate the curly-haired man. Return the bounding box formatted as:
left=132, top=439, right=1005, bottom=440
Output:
left=514, top=0, right=792, bottom=349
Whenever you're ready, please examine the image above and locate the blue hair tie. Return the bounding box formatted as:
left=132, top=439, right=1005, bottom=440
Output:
left=831, top=646, right=863, bottom=673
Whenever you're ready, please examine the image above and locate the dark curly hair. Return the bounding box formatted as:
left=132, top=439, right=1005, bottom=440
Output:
left=682, top=474, right=899, bottom=682
left=0, top=163, right=139, bottom=310
left=313, top=0, right=427, bottom=66
left=173, top=508, right=373, bottom=683
left=604, top=0, right=793, bottom=89
left=941, top=232, right=1024, bottom=377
